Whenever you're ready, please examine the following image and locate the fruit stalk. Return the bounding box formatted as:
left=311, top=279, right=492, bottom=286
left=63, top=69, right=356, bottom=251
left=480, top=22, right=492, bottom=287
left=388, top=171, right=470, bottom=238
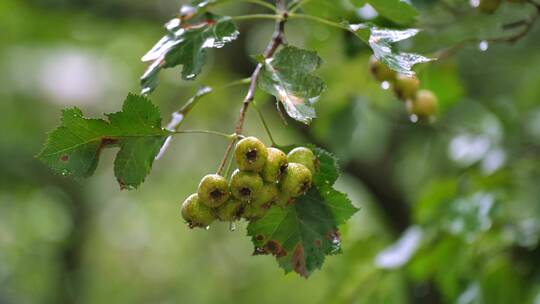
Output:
left=216, top=0, right=288, bottom=175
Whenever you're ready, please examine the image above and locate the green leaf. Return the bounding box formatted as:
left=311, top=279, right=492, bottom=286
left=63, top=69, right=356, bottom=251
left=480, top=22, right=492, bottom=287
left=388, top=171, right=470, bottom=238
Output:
left=141, top=12, right=239, bottom=94
left=247, top=147, right=358, bottom=278
left=351, top=25, right=433, bottom=76
left=351, top=0, right=418, bottom=25
left=258, top=46, right=326, bottom=124
left=37, top=94, right=169, bottom=189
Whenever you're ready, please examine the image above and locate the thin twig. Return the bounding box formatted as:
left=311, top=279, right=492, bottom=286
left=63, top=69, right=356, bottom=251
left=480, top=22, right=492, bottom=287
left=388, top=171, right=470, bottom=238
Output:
left=434, top=0, right=540, bottom=60
left=252, top=101, right=277, bottom=146
left=157, top=79, right=250, bottom=160
left=216, top=0, right=288, bottom=175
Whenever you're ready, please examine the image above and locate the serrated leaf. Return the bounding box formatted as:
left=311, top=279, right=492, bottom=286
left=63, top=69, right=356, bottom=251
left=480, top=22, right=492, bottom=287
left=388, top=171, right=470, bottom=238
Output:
left=258, top=46, right=326, bottom=125
left=141, top=12, right=239, bottom=94
left=247, top=147, right=358, bottom=277
left=37, top=94, right=169, bottom=189
left=351, top=0, right=418, bottom=25
left=350, top=25, right=433, bottom=76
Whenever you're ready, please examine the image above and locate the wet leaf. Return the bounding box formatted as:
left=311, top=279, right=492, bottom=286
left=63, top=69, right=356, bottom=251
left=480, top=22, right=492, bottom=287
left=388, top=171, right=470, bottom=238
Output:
left=141, top=12, right=239, bottom=94
left=258, top=46, right=326, bottom=124
left=37, top=94, right=169, bottom=189
left=247, top=147, right=358, bottom=277
left=350, top=25, right=433, bottom=76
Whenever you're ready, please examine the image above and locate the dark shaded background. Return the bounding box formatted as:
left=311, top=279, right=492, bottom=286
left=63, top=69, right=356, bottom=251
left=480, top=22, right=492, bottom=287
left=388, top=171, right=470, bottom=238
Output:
left=1, top=0, right=540, bottom=303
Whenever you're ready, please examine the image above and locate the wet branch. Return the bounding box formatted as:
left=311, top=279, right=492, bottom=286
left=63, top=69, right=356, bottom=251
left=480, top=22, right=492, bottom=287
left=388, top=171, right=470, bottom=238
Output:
left=434, top=0, right=540, bottom=60
left=216, top=0, right=288, bottom=175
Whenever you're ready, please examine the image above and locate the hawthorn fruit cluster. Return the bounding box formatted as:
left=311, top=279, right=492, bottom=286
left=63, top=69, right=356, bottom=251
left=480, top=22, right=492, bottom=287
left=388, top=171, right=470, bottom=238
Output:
left=369, top=56, right=439, bottom=121
left=181, top=137, right=317, bottom=228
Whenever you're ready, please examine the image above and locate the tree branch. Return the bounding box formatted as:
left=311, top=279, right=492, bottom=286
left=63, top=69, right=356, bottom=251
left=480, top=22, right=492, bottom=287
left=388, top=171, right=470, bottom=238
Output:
left=434, top=0, right=540, bottom=60
left=216, top=0, right=288, bottom=174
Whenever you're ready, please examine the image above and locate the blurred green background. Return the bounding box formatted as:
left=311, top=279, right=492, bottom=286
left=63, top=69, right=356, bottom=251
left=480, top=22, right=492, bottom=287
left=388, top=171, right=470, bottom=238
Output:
left=1, top=0, right=540, bottom=303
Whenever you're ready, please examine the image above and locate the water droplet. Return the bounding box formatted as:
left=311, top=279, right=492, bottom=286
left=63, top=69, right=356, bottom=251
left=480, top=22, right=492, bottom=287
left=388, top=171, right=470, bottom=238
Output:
left=478, top=41, right=489, bottom=52
left=185, top=74, right=196, bottom=80
left=381, top=81, right=391, bottom=90
left=205, top=226, right=210, bottom=230
left=409, top=114, right=419, bottom=123
left=179, top=5, right=197, bottom=17
left=229, top=222, right=237, bottom=232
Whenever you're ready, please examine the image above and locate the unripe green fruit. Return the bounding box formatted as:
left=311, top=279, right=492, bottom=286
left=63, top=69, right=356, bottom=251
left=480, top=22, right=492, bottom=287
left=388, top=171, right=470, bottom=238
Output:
left=261, top=148, right=288, bottom=183
left=243, top=183, right=279, bottom=220
left=275, top=191, right=292, bottom=207
left=369, top=55, right=396, bottom=82
left=410, top=90, right=438, bottom=119
left=230, top=169, right=263, bottom=202
left=479, top=0, right=501, bottom=13
left=234, top=137, right=268, bottom=172
left=216, top=198, right=245, bottom=222
left=181, top=194, right=216, bottom=228
left=197, top=174, right=229, bottom=208
left=393, top=75, right=420, bottom=101
left=281, top=163, right=313, bottom=198
left=287, top=147, right=316, bottom=175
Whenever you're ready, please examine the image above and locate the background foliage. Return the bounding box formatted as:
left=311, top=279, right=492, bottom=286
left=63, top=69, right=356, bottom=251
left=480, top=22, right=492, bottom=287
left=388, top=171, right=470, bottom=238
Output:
left=1, top=0, right=540, bottom=303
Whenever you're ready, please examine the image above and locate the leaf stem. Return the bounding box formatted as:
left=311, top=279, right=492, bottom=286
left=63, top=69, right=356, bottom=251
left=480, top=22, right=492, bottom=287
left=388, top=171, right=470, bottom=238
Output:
left=216, top=0, right=288, bottom=175
left=288, top=0, right=314, bottom=13
left=211, top=0, right=278, bottom=12
left=231, top=14, right=283, bottom=21
left=172, top=130, right=237, bottom=139
left=242, top=0, right=278, bottom=11
left=253, top=101, right=277, bottom=146
left=288, top=13, right=350, bottom=31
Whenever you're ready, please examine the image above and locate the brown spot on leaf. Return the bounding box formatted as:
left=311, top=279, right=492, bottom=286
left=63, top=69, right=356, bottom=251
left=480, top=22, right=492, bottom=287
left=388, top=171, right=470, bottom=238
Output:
left=263, top=240, right=285, bottom=257
left=291, top=245, right=308, bottom=278
left=314, top=239, right=322, bottom=247
left=326, top=229, right=341, bottom=242
left=118, top=179, right=126, bottom=190
left=60, top=154, right=69, bottom=162
left=98, top=137, right=119, bottom=154
left=256, top=235, right=264, bottom=241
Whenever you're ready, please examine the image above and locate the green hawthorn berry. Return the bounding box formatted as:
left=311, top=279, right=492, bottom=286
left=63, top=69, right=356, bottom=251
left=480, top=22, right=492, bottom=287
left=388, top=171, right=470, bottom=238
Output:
left=261, top=148, right=288, bottom=183
left=274, top=190, right=293, bottom=207
left=479, top=0, right=501, bottom=13
left=234, top=137, right=268, bottom=172
left=197, top=174, right=229, bottom=208
left=281, top=163, right=313, bottom=198
left=230, top=169, right=263, bottom=202
left=369, top=55, right=396, bottom=82
left=243, top=183, right=278, bottom=220
left=287, top=147, right=317, bottom=175
left=410, top=90, right=438, bottom=119
left=255, top=183, right=279, bottom=208
left=181, top=194, right=216, bottom=228
left=393, top=75, right=420, bottom=101
left=215, top=198, right=245, bottom=222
